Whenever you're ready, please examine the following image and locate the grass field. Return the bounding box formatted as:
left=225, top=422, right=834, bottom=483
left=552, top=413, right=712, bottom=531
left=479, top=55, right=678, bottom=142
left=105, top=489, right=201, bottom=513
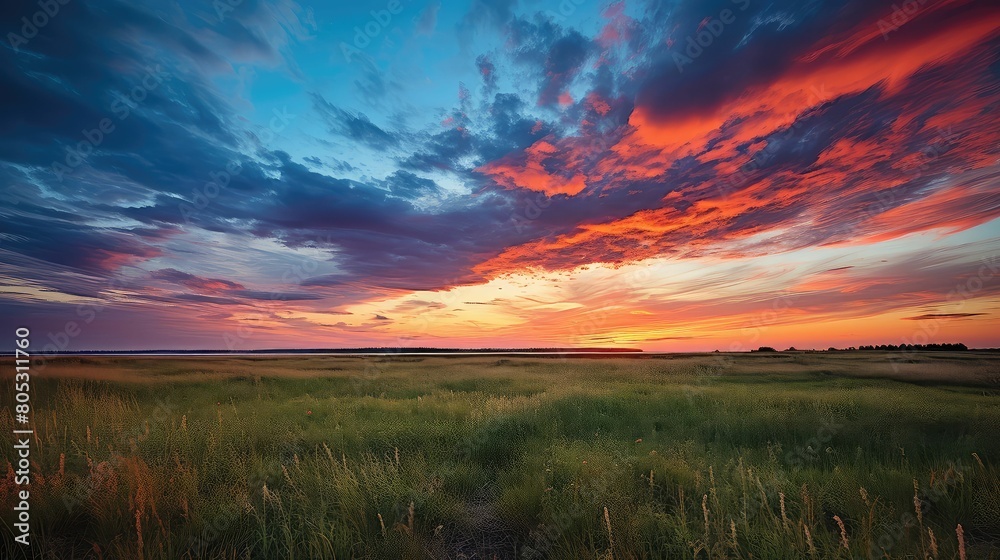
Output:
left=2, top=352, right=999, bottom=559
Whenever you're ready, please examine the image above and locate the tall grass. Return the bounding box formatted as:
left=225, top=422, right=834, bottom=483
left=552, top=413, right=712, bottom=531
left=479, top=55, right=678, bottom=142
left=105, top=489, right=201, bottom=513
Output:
left=1, top=353, right=998, bottom=558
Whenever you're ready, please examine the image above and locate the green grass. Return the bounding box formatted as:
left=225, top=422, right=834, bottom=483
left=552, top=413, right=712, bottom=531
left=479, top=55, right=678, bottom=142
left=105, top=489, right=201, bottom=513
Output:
left=1, top=352, right=999, bottom=559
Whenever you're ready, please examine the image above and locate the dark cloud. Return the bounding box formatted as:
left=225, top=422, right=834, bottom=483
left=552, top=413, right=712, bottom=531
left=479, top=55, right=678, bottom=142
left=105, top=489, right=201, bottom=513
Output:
left=350, top=55, right=402, bottom=104
left=507, top=15, right=594, bottom=106
left=382, top=170, right=440, bottom=198
left=152, top=268, right=245, bottom=291
left=400, top=127, right=476, bottom=172
left=476, top=54, right=498, bottom=95
left=634, top=0, right=828, bottom=123
left=312, top=93, right=399, bottom=149
left=904, top=313, right=987, bottom=321
left=233, top=290, right=325, bottom=301
left=0, top=208, right=163, bottom=273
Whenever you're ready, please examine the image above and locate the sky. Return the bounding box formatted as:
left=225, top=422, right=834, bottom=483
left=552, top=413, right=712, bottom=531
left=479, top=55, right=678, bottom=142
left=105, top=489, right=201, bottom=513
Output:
left=1, top=0, right=999, bottom=352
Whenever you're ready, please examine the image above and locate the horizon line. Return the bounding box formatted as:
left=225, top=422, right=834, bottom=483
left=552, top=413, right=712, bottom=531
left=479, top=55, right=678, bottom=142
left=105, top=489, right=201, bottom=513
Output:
left=10, top=343, right=996, bottom=357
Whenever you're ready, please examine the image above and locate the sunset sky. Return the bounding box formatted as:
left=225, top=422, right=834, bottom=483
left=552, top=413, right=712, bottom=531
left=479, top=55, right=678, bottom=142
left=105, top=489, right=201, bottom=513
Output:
left=2, top=0, right=999, bottom=351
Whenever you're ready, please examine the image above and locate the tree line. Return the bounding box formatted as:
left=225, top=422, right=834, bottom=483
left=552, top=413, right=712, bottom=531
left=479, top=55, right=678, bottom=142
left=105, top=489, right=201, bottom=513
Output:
left=750, top=343, right=968, bottom=352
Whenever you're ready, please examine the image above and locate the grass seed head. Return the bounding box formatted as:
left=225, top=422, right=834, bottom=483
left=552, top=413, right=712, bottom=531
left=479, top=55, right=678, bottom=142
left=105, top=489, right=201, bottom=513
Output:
left=833, top=515, right=848, bottom=549
left=957, top=524, right=966, bottom=560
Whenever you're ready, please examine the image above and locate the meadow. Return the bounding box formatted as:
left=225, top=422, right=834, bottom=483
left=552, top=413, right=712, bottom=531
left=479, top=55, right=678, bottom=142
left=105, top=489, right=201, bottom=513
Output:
left=1, top=351, right=999, bottom=559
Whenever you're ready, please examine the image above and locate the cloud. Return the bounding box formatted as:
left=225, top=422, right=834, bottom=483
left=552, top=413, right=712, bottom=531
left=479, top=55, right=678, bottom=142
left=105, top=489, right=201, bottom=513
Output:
left=312, top=93, right=399, bottom=149
left=152, top=268, right=245, bottom=291
left=416, top=0, right=441, bottom=35
left=476, top=55, right=498, bottom=95
left=904, top=313, right=986, bottom=321
left=1, top=0, right=998, bottom=350
left=382, top=170, right=440, bottom=198
left=507, top=16, right=594, bottom=107
left=391, top=299, right=448, bottom=314
left=469, top=0, right=1000, bottom=276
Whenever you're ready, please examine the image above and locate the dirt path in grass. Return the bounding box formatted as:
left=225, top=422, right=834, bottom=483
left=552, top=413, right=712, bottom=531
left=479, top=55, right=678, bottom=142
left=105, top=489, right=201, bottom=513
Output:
left=445, top=486, right=520, bottom=559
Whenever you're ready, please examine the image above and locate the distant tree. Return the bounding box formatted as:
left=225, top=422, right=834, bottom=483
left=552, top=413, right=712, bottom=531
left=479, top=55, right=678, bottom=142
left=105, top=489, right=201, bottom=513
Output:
left=755, top=346, right=777, bottom=352
left=831, top=343, right=968, bottom=352
left=785, top=347, right=797, bottom=352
